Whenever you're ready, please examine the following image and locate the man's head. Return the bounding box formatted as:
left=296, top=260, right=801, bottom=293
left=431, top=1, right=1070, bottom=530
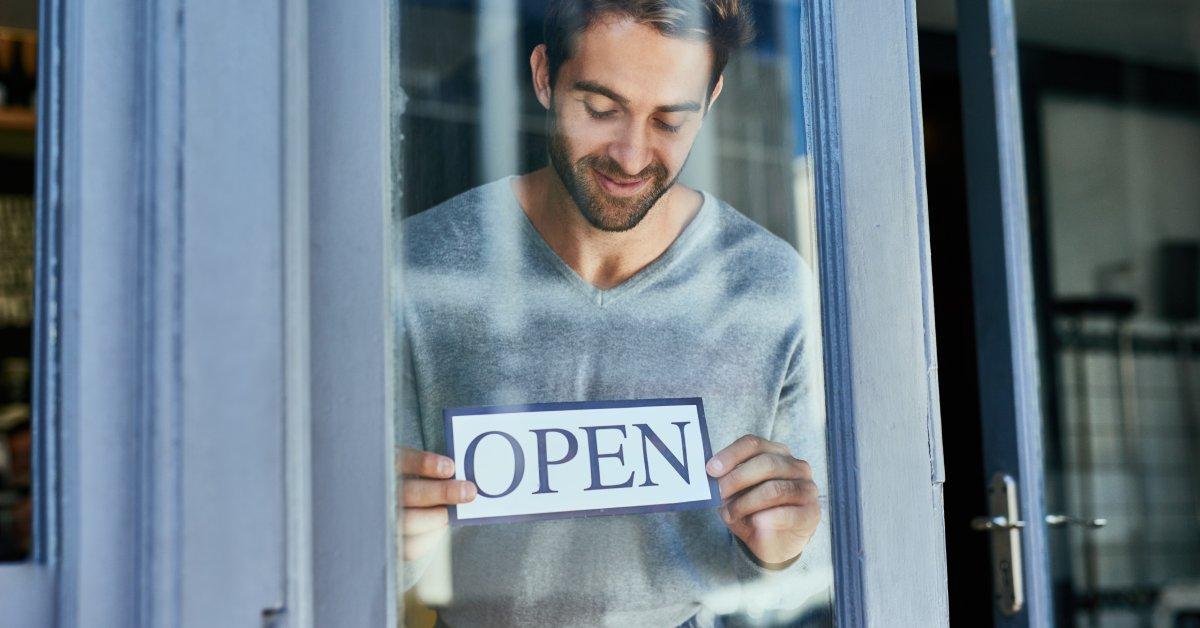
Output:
left=531, top=1, right=754, bottom=232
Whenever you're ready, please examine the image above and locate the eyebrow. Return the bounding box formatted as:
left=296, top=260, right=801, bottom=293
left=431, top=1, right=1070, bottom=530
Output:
left=573, top=80, right=703, bottom=114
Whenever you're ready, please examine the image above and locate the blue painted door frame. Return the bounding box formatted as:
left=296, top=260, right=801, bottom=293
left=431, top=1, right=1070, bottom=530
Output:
left=957, top=0, right=1054, bottom=625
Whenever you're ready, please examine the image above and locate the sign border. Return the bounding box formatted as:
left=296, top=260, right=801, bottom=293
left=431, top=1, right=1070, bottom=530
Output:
left=443, top=397, right=721, bottom=526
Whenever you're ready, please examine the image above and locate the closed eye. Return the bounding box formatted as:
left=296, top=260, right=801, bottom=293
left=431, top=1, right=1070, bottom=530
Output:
left=585, top=104, right=617, bottom=119
left=655, top=119, right=681, bottom=134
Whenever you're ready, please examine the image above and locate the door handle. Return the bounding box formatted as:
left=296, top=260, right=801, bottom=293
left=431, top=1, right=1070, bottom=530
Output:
left=970, top=515, right=1025, bottom=530
left=1045, top=514, right=1107, bottom=528
left=973, top=514, right=1106, bottom=529
left=971, top=473, right=1024, bottom=616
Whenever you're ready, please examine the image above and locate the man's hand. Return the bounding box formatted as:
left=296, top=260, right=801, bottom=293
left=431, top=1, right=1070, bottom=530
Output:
left=397, top=447, right=477, bottom=561
left=706, top=435, right=820, bottom=567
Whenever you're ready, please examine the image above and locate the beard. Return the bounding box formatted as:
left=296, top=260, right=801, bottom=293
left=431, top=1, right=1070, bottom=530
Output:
left=547, top=114, right=679, bottom=232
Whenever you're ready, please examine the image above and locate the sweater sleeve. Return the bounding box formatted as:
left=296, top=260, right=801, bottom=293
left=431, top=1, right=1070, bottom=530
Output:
left=397, top=323, right=441, bottom=592
left=727, top=268, right=833, bottom=612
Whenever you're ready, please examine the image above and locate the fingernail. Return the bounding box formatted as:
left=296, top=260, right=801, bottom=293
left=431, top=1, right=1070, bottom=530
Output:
left=459, top=483, right=474, bottom=502
left=707, top=458, right=724, bottom=474
left=719, top=505, right=730, bottom=522
left=438, top=458, right=453, bottom=476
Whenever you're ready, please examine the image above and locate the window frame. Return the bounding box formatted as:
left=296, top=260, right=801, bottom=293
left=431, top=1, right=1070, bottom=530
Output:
left=0, top=0, right=307, bottom=625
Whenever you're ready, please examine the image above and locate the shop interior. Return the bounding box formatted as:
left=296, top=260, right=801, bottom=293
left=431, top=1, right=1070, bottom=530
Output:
left=918, top=0, right=1200, bottom=625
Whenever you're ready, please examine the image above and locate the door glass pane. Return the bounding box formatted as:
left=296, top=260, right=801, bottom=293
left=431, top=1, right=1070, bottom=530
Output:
left=0, top=7, right=38, bottom=563
left=392, top=1, right=834, bottom=626
left=1013, top=2, right=1200, bottom=625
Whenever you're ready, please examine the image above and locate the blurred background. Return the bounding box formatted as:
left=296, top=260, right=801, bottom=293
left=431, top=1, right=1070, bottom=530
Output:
left=0, top=0, right=36, bottom=564
left=918, top=1, right=1200, bottom=626
left=395, top=0, right=818, bottom=265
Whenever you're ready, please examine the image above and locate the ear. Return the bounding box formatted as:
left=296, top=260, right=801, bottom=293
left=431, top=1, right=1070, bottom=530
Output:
left=705, top=74, right=725, bottom=114
left=531, top=44, right=553, bottom=110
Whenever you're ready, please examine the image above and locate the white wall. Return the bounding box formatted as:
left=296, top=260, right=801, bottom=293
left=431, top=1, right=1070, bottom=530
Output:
left=1041, top=94, right=1200, bottom=322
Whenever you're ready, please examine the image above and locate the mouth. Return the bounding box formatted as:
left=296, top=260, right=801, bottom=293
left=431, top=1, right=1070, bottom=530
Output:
left=592, top=168, right=648, bottom=196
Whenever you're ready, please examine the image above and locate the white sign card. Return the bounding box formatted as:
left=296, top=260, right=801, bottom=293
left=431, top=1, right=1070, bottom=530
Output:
left=444, top=398, right=719, bottom=525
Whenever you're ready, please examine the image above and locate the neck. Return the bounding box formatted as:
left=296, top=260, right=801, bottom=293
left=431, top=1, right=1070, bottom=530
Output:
left=513, top=167, right=703, bottom=290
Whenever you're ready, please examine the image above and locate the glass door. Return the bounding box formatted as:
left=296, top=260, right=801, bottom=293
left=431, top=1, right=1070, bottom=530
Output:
left=926, top=0, right=1200, bottom=625
left=1011, top=2, right=1200, bottom=626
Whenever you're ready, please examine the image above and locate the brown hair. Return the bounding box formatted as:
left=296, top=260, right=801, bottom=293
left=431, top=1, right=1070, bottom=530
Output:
left=543, top=0, right=755, bottom=98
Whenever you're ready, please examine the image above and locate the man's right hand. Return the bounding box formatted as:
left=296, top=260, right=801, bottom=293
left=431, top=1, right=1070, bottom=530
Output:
left=397, top=447, right=477, bottom=561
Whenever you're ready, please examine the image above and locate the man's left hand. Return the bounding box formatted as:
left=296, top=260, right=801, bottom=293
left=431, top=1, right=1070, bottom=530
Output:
left=706, top=434, right=820, bottom=567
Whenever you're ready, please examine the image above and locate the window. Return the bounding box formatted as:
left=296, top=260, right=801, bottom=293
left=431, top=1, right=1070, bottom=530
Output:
left=392, top=2, right=834, bottom=625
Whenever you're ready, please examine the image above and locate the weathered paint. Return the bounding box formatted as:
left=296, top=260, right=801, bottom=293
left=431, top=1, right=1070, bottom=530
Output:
left=309, top=0, right=397, bottom=625
left=3, top=0, right=295, bottom=625
left=817, top=0, right=952, bottom=625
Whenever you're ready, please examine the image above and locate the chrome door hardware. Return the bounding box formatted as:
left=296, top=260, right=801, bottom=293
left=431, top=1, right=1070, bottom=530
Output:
left=972, top=473, right=1025, bottom=616
left=1045, top=514, right=1107, bottom=528
left=970, top=515, right=1026, bottom=530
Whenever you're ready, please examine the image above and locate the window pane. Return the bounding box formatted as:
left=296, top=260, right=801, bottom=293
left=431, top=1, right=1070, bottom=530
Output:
left=0, top=8, right=38, bottom=563
left=393, top=2, right=833, bottom=625
left=1010, top=2, right=1200, bottom=626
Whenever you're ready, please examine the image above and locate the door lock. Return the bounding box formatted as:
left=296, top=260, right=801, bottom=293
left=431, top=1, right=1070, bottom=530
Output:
left=971, top=473, right=1025, bottom=616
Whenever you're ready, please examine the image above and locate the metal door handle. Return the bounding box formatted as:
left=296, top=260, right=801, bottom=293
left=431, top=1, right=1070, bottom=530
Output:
left=1045, top=514, right=1107, bottom=528
left=971, top=515, right=1026, bottom=531
left=971, top=473, right=1025, bottom=616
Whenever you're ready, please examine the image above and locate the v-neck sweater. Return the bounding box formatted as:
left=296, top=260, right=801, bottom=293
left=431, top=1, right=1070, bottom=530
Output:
left=397, top=177, right=831, bottom=628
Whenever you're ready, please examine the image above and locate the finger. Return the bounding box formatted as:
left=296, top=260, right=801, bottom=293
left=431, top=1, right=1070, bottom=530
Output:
left=403, top=506, right=450, bottom=536
left=725, top=478, right=816, bottom=523
left=748, top=504, right=819, bottom=532
left=706, top=435, right=789, bottom=477
left=403, top=478, right=477, bottom=507
left=404, top=526, right=449, bottom=562
left=398, top=447, right=454, bottom=479
left=717, top=453, right=810, bottom=499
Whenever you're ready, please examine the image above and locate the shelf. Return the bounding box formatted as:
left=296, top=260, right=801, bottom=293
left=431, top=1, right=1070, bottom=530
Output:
left=0, top=108, right=35, bottom=133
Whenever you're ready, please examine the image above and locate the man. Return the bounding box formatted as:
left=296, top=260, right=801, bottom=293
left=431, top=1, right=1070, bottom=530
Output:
left=397, top=1, right=827, bottom=626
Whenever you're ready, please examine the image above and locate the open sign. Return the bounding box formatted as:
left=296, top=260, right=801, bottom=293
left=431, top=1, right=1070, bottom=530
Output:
left=445, top=398, right=719, bottom=525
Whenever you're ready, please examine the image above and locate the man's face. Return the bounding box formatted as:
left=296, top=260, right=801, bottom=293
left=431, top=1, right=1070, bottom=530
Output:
left=542, top=16, right=718, bottom=232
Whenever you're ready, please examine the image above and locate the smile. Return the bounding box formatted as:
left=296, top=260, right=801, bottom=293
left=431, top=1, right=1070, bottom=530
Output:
left=593, top=168, right=648, bottom=196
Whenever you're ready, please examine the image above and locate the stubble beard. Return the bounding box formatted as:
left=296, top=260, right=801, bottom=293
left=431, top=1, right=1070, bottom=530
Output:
left=547, top=113, right=679, bottom=233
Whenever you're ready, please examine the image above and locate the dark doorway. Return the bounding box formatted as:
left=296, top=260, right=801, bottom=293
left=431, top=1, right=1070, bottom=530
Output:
left=918, top=29, right=996, bottom=626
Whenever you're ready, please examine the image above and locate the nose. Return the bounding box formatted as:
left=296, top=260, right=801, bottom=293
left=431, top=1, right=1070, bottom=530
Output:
left=606, top=121, right=654, bottom=177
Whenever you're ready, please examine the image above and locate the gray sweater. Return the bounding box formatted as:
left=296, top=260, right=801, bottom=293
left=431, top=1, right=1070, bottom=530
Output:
left=398, top=177, right=831, bottom=627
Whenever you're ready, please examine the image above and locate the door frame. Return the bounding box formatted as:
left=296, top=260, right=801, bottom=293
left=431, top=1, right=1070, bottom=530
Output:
left=0, top=0, right=308, bottom=625
left=955, top=0, right=1054, bottom=625
left=812, top=0, right=952, bottom=623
